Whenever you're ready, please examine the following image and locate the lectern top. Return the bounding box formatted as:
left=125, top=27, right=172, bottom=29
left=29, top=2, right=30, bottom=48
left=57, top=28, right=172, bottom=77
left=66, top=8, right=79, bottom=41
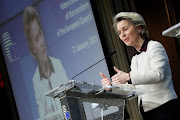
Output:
left=45, top=80, right=138, bottom=99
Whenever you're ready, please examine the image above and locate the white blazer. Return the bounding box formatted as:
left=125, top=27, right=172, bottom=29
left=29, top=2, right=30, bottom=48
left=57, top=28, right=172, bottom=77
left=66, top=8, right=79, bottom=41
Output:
left=130, top=40, right=177, bottom=112
left=33, top=57, right=68, bottom=119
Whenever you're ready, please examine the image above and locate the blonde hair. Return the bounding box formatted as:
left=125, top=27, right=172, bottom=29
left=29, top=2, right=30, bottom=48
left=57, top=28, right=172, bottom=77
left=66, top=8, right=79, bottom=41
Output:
left=113, top=12, right=149, bottom=39
left=23, top=6, right=42, bottom=57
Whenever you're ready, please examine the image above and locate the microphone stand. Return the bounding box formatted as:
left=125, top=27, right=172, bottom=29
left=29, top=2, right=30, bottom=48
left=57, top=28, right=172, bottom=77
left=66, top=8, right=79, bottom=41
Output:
left=71, top=51, right=116, bottom=80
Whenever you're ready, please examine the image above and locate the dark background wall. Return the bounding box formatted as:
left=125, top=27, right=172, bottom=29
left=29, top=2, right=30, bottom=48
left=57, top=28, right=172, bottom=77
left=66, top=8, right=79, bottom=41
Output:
left=134, top=0, right=180, bottom=96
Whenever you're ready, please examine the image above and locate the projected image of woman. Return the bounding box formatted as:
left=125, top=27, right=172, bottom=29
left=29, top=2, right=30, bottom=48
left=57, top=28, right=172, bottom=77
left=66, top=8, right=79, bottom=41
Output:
left=23, top=6, right=68, bottom=120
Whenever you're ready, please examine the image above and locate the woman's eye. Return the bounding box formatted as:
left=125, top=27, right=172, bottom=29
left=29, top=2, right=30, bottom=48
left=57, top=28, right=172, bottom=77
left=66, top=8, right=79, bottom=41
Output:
left=117, top=30, right=121, bottom=35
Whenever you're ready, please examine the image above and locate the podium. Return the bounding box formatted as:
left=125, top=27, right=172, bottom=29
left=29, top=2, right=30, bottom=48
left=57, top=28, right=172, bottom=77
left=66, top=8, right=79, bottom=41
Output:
left=162, top=22, right=180, bottom=38
left=45, top=80, right=143, bottom=120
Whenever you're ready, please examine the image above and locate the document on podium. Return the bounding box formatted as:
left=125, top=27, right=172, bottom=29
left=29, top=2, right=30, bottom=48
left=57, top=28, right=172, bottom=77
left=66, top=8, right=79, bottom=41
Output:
left=101, top=83, right=142, bottom=98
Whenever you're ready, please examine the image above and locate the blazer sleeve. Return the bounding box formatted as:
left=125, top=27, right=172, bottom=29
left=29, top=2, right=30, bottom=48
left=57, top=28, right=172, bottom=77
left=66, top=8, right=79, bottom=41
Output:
left=130, top=41, right=169, bottom=85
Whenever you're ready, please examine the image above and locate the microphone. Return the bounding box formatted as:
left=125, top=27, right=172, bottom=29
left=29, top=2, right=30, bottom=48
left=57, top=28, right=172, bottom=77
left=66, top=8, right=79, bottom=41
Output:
left=71, top=51, right=116, bottom=80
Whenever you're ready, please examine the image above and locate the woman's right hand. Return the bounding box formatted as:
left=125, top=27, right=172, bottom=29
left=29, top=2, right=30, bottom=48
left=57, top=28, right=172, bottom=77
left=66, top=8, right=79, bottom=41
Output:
left=100, top=72, right=112, bottom=91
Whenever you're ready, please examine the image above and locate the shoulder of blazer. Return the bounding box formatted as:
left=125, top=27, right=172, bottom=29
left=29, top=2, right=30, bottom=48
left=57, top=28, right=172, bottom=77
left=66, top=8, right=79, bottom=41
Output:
left=147, top=40, right=164, bottom=51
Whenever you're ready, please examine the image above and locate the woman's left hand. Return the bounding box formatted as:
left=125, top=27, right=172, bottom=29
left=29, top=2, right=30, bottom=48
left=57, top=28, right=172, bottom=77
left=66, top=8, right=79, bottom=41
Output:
left=111, top=66, right=130, bottom=85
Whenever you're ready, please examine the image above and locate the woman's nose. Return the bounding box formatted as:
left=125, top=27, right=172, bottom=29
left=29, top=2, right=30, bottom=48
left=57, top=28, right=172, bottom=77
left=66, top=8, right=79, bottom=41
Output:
left=120, top=32, right=126, bottom=38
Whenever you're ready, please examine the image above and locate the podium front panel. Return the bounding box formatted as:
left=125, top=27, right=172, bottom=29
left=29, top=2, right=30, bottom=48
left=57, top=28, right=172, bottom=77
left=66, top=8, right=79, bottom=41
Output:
left=46, top=81, right=142, bottom=120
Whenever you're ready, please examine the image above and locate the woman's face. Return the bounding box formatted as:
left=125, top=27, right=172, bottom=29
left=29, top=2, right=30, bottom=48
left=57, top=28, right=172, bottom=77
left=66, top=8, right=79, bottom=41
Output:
left=30, top=19, right=47, bottom=61
left=116, top=19, right=141, bottom=47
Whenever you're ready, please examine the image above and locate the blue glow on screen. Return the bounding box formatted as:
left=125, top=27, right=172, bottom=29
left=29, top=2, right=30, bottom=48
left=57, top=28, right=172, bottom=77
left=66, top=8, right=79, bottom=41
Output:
left=0, top=0, right=110, bottom=119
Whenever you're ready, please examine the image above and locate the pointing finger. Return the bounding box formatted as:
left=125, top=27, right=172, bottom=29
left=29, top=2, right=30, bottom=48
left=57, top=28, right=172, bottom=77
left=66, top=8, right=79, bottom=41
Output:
left=100, top=72, right=107, bottom=78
